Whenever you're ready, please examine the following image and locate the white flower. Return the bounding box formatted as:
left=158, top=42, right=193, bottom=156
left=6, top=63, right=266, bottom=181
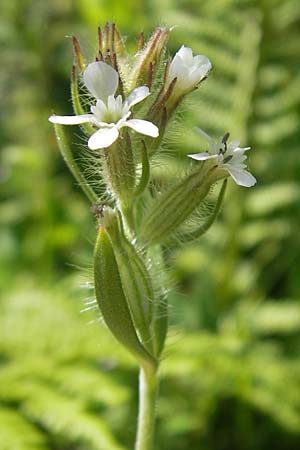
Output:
left=188, top=128, right=257, bottom=187
left=49, top=61, right=159, bottom=150
left=166, top=45, right=212, bottom=94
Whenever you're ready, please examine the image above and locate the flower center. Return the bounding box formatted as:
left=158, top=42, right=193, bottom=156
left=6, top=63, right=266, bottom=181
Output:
left=101, top=109, right=122, bottom=124
left=92, top=95, right=125, bottom=125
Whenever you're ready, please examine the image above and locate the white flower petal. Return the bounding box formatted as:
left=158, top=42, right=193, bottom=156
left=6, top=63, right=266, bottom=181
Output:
left=225, top=165, right=257, bottom=187
left=177, top=46, right=194, bottom=64
left=83, top=62, right=118, bottom=101
left=190, top=63, right=211, bottom=85
left=91, top=99, right=107, bottom=120
left=193, top=54, right=212, bottom=71
left=227, top=140, right=241, bottom=150
left=88, top=127, right=119, bottom=150
left=195, top=127, right=216, bottom=149
left=126, top=86, right=150, bottom=109
left=233, top=146, right=251, bottom=154
left=48, top=114, right=95, bottom=125
left=123, top=119, right=159, bottom=137
left=188, top=152, right=218, bottom=161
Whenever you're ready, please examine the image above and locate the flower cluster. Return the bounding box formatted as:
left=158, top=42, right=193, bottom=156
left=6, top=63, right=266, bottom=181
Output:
left=48, top=23, right=256, bottom=367
left=48, top=24, right=259, bottom=450
left=49, top=27, right=255, bottom=187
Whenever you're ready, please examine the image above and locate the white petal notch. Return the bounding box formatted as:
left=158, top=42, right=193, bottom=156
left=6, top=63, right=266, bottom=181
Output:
left=48, top=61, right=159, bottom=150
left=188, top=128, right=257, bottom=188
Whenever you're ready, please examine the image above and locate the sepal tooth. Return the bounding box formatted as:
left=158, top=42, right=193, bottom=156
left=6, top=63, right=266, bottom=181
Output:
left=72, top=36, right=85, bottom=71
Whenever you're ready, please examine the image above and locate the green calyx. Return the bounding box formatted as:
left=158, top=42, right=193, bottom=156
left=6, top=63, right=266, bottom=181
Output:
left=103, top=134, right=136, bottom=203
left=140, top=166, right=222, bottom=245
left=101, top=207, right=158, bottom=355
left=94, top=225, right=157, bottom=368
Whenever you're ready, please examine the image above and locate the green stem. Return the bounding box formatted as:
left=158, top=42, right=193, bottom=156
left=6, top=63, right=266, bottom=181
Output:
left=135, top=365, right=159, bottom=450
left=53, top=123, right=98, bottom=203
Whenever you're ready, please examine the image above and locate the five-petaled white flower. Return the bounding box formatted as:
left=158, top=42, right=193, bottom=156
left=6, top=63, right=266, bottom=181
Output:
left=188, top=128, right=257, bottom=187
left=49, top=61, right=159, bottom=150
left=166, top=46, right=212, bottom=95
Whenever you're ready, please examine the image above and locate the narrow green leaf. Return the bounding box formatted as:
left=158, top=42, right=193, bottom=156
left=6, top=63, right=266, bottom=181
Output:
left=70, top=65, right=94, bottom=135
left=53, top=123, right=98, bottom=203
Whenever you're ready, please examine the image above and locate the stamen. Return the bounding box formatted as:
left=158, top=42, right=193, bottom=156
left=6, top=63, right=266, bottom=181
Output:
left=219, top=132, right=230, bottom=155
left=222, top=132, right=230, bottom=144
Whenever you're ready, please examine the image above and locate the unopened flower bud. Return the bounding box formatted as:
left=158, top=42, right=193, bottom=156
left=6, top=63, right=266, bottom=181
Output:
left=129, top=26, right=170, bottom=92
left=165, top=45, right=212, bottom=112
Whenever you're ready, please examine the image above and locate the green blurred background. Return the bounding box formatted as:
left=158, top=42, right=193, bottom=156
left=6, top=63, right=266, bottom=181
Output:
left=1, top=0, right=300, bottom=449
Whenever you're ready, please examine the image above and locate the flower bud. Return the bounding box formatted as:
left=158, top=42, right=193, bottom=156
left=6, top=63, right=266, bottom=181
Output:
left=165, top=46, right=212, bottom=113
left=97, top=23, right=126, bottom=67
left=94, top=225, right=156, bottom=366
left=128, top=26, right=170, bottom=92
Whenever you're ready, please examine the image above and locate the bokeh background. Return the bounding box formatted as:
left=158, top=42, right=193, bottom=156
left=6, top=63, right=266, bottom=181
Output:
left=1, top=0, right=300, bottom=449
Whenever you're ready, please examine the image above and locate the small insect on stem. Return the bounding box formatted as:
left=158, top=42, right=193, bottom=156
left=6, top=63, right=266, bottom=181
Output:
left=91, top=203, right=106, bottom=220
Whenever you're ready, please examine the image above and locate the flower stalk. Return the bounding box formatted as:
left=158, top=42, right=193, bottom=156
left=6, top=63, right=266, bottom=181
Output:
left=135, top=365, right=159, bottom=450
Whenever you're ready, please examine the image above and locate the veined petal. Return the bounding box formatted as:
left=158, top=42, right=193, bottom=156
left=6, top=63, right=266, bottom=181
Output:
left=49, top=114, right=95, bottom=125
left=123, top=119, right=159, bottom=137
left=83, top=62, right=118, bottom=101
left=225, top=165, right=257, bottom=187
left=188, top=152, right=218, bottom=161
left=126, top=86, right=150, bottom=109
left=88, top=127, right=119, bottom=150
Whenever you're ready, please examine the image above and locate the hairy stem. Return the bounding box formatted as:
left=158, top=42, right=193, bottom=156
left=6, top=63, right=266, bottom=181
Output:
left=135, top=364, right=159, bottom=450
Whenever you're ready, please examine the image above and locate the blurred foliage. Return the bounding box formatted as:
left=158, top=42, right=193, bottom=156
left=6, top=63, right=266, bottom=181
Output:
left=1, top=280, right=300, bottom=450
left=0, top=0, right=300, bottom=449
